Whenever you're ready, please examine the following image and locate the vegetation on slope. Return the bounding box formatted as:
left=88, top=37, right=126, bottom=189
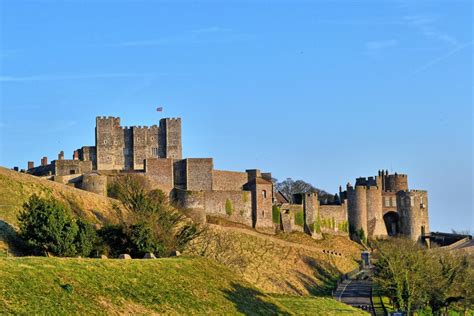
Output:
left=0, top=256, right=366, bottom=315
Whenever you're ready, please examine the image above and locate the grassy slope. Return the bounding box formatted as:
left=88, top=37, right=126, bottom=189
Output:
left=0, top=256, right=366, bottom=315
left=185, top=224, right=362, bottom=295
left=0, top=167, right=125, bottom=226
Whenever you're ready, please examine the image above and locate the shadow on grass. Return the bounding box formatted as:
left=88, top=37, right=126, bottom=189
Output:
left=0, top=220, right=27, bottom=256
left=296, top=256, right=342, bottom=296
left=223, top=282, right=290, bottom=315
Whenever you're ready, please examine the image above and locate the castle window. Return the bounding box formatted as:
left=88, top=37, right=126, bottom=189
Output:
left=391, top=197, right=397, bottom=207
left=151, top=147, right=159, bottom=157
left=70, top=170, right=76, bottom=175
left=410, top=196, right=415, bottom=207
left=103, top=139, right=108, bottom=145
left=384, top=197, right=390, bottom=207
left=262, top=190, right=267, bottom=199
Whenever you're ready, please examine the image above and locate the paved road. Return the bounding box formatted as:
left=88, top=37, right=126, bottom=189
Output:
left=334, top=277, right=373, bottom=314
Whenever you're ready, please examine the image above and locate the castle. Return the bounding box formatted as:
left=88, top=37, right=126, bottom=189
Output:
left=26, top=116, right=430, bottom=242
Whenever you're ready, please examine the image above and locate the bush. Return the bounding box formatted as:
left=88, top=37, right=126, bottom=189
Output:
left=18, top=194, right=79, bottom=257
left=97, top=224, right=131, bottom=257
left=129, top=221, right=165, bottom=257
left=272, top=205, right=281, bottom=224
left=75, top=219, right=99, bottom=257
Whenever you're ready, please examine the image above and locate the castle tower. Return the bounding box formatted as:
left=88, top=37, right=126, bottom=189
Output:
left=385, top=173, right=408, bottom=192
left=159, top=118, right=182, bottom=159
left=398, top=190, right=430, bottom=242
left=366, top=181, right=387, bottom=237
left=303, top=193, right=319, bottom=234
left=95, top=116, right=124, bottom=170
left=347, top=183, right=368, bottom=238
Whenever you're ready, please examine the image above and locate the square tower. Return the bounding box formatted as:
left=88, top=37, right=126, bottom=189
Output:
left=159, top=118, right=182, bottom=159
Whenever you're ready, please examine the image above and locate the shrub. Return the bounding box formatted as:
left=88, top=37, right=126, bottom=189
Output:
left=129, top=221, right=165, bottom=257
left=75, top=219, right=98, bottom=257
left=272, top=205, right=281, bottom=224
left=109, top=174, right=203, bottom=257
left=97, top=224, right=131, bottom=257
left=18, top=194, right=79, bottom=257
left=294, top=211, right=304, bottom=227
left=225, top=199, right=233, bottom=216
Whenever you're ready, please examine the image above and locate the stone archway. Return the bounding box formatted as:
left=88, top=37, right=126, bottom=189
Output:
left=383, top=211, right=400, bottom=236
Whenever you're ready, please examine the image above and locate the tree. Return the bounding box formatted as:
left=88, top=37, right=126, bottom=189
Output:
left=109, top=175, right=203, bottom=257
left=75, top=219, right=99, bottom=257
left=274, top=178, right=335, bottom=204
left=18, top=194, right=78, bottom=257
left=372, top=238, right=474, bottom=315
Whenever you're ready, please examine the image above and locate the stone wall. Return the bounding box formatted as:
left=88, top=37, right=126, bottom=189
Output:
left=319, top=203, right=348, bottom=234
left=212, top=170, right=248, bottom=191
left=144, top=158, right=174, bottom=193
left=78, top=146, right=97, bottom=170
left=186, top=158, right=213, bottom=191
left=55, top=160, right=93, bottom=176
left=173, top=189, right=252, bottom=226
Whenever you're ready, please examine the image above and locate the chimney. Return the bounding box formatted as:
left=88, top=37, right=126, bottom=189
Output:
left=58, top=151, right=64, bottom=160
left=41, top=156, right=48, bottom=166
left=73, top=150, right=79, bottom=160
left=28, top=161, right=34, bottom=170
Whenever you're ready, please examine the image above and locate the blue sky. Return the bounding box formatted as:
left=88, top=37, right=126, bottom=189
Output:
left=0, top=0, right=472, bottom=232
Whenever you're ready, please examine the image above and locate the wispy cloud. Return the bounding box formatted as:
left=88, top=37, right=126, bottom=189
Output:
left=403, top=15, right=458, bottom=46
left=365, top=39, right=399, bottom=57
left=412, top=41, right=473, bottom=75
left=117, top=26, right=231, bottom=47
left=0, top=73, right=153, bottom=82
left=191, top=26, right=230, bottom=34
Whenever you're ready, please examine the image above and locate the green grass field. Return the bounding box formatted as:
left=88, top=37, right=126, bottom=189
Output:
left=0, top=256, right=366, bottom=315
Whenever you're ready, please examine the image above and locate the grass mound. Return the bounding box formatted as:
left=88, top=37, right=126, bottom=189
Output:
left=0, top=167, right=126, bottom=227
left=0, top=256, right=366, bottom=315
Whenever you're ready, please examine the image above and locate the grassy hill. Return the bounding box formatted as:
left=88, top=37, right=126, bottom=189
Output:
left=0, top=167, right=126, bottom=227
left=0, top=167, right=126, bottom=255
left=0, top=256, right=367, bottom=315
left=185, top=224, right=362, bottom=295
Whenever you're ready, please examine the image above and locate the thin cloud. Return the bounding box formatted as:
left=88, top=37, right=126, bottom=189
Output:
left=412, top=41, right=473, bottom=75
left=191, top=26, right=230, bottom=33
left=0, top=73, right=153, bottom=82
left=403, top=15, right=458, bottom=46
left=365, top=39, right=399, bottom=57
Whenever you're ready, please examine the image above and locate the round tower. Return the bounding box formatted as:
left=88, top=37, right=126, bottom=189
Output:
left=385, top=173, right=409, bottom=192
left=366, top=185, right=386, bottom=237
left=81, top=173, right=108, bottom=196
left=399, top=190, right=429, bottom=242
left=348, top=184, right=368, bottom=239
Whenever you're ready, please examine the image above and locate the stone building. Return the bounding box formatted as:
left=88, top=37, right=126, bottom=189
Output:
left=26, top=116, right=429, bottom=241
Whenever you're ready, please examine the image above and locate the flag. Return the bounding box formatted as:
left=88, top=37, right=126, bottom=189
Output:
left=156, top=107, right=163, bottom=112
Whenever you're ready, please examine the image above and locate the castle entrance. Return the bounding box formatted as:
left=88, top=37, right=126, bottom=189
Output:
left=383, top=211, right=399, bottom=236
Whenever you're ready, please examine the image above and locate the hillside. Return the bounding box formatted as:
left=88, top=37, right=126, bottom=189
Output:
left=0, top=256, right=367, bottom=315
left=0, top=167, right=126, bottom=226
left=185, top=224, right=362, bottom=295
